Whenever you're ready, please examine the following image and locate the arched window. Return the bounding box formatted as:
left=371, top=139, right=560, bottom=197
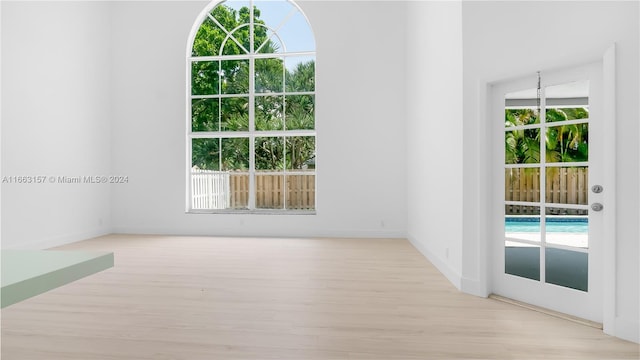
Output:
left=187, top=0, right=316, bottom=213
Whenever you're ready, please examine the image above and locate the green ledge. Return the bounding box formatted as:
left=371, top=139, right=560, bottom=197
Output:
left=1, top=250, right=114, bottom=308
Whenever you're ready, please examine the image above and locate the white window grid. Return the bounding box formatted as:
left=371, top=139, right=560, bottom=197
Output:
left=187, top=0, right=316, bottom=213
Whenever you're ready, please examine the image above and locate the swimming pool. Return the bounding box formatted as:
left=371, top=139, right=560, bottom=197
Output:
left=505, top=217, right=588, bottom=233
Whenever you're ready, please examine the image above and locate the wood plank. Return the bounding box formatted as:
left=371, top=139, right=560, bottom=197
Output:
left=578, top=168, right=586, bottom=205
left=569, top=168, right=577, bottom=205
left=505, top=169, right=511, bottom=202
left=560, top=167, right=567, bottom=204
left=533, top=169, right=540, bottom=202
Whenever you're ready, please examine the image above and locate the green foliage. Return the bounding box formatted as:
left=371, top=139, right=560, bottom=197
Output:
left=287, top=136, right=315, bottom=169
left=192, top=138, right=250, bottom=171
left=256, top=137, right=284, bottom=170
left=286, top=61, right=315, bottom=92
left=191, top=3, right=315, bottom=172
left=505, top=109, right=541, bottom=164
left=505, top=108, right=589, bottom=164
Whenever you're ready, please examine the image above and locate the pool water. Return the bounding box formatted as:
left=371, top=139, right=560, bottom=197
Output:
left=505, top=217, right=588, bottom=233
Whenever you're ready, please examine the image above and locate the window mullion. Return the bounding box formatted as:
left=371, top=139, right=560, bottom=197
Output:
left=187, top=59, right=194, bottom=211
left=190, top=51, right=315, bottom=62
left=282, top=52, right=288, bottom=210
left=283, top=135, right=288, bottom=210
left=249, top=0, right=254, bottom=54
left=540, top=83, right=547, bottom=284
left=248, top=1, right=257, bottom=210
left=249, top=56, right=256, bottom=210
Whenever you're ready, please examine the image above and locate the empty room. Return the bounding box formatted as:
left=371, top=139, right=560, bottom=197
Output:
left=1, top=0, right=639, bottom=358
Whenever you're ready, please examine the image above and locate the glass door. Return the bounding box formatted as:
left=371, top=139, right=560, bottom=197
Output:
left=492, top=62, right=604, bottom=323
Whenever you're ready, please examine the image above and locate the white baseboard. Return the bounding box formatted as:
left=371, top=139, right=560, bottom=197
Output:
left=407, top=234, right=462, bottom=290
left=110, top=227, right=407, bottom=240
left=461, top=277, right=488, bottom=297
left=4, top=228, right=112, bottom=250
left=612, top=317, right=640, bottom=344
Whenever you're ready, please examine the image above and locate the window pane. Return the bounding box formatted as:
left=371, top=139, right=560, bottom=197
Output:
left=545, top=124, right=588, bottom=163
left=278, top=11, right=316, bottom=52
left=192, top=17, right=224, bottom=57
left=255, top=137, right=284, bottom=171
left=285, top=95, right=314, bottom=130
left=545, top=248, right=588, bottom=292
left=191, top=168, right=231, bottom=210
left=221, top=29, right=250, bottom=55
left=192, top=99, right=219, bottom=132
left=505, top=205, right=540, bottom=243
left=504, top=108, right=540, bottom=127
left=505, top=168, right=540, bottom=203
left=251, top=1, right=285, bottom=53
left=212, top=1, right=250, bottom=27
left=254, top=1, right=315, bottom=52
left=190, top=138, right=249, bottom=210
left=255, top=96, right=284, bottom=131
left=221, top=138, right=249, bottom=171
left=212, top=2, right=251, bottom=54
left=255, top=28, right=283, bottom=54
left=221, top=60, right=249, bottom=95
left=545, top=167, right=588, bottom=205
left=286, top=56, right=315, bottom=92
left=220, top=97, right=249, bottom=131
left=545, top=207, right=588, bottom=248
left=286, top=174, right=315, bottom=210
left=191, top=61, right=220, bottom=95
left=255, top=173, right=284, bottom=209
left=253, top=1, right=294, bottom=20
left=255, top=58, right=284, bottom=93
left=229, top=172, right=249, bottom=209
left=505, top=243, right=540, bottom=281
left=505, top=129, right=540, bottom=164
left=286, top=136, right=315, bottom=170
left=192, top=138, right=220, bottom=171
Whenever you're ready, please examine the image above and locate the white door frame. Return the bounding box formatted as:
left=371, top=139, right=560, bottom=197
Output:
left=493, top=62, right=603, bottom=322
left=478, top=44, right=616, bottom=335
left=600, top=44, right=617, bottom=337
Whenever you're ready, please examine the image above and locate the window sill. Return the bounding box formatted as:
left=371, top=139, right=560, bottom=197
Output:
left=186, top=209, right=316, bottom=215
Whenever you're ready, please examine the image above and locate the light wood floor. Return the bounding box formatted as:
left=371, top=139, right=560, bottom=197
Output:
left=1, top=235, right=638, bottom=359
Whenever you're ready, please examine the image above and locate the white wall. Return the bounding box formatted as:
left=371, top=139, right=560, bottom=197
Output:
left=1, top=1, right=3, bottom=249
left=461, top=1, right=639, bottom=343
left=110, top=1, right=408, bottom=238
left=405, top=1, right=463, bottom=288
left=1, top=1, right=113, bottom=249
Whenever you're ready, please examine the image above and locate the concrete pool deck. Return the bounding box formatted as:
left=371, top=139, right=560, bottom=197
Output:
left=506, top=232, right=588, bottom=248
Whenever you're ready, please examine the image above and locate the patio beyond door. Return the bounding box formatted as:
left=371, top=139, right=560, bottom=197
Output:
left=490, top=62, right=605, bottom=324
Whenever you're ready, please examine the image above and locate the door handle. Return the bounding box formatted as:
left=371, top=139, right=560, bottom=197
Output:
left=591, top=203, right=604, bottom=212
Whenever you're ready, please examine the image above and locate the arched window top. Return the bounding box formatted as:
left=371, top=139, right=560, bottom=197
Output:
left=189, top=0, right=315, bottom=57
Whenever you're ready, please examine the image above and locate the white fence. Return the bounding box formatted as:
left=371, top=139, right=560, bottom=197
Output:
left=191, top=169, right=230, bottom=210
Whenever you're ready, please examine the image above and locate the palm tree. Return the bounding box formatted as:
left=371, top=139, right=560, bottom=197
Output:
left=545, top=108, right=588, bottom=163
left=505, top=107, right=588, bottom=164
left=505, top=109, right=540, bottom=164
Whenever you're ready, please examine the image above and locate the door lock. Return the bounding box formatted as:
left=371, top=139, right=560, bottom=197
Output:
left=591, top=185, right=603, bottom=193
